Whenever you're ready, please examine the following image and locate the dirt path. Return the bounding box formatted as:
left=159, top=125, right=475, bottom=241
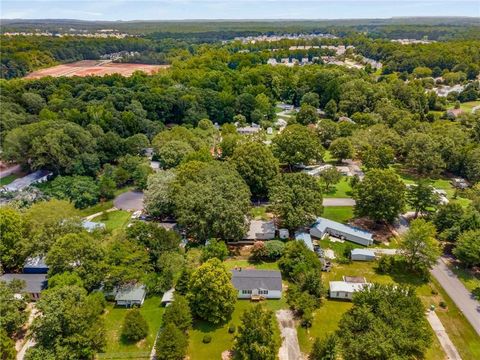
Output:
left=427, top=310, right=462, bottom=360
left=276, top=310, right=303, bottom=360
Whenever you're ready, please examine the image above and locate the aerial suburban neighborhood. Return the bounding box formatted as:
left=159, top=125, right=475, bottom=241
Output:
left=0, top=2, right=479, bottom=360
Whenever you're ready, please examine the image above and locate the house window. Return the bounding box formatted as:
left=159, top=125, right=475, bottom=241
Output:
left=344, top=292, right=348, bottom=298
left=259, top=290, right=268, bottom=295
left=242, top=290, right=252, bottom=295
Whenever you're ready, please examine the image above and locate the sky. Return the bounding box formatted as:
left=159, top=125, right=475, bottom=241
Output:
left=1, top=1, right=479, bottom=20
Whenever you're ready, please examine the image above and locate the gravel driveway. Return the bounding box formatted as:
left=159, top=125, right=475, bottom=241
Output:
left=276, top=310, right=303, bottom=360
left=114, top=190, right=144, bottom=211
left=323, top=198, right=356, bottom=206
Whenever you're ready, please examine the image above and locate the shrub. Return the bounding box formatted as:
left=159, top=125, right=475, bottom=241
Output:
left=439, top=301, right=447, bottom=309
left=203, top=335, right=212, bottom=343
left=473, top=287, right=480, bottom=301
left=377, top=255, right=394, bottom=274
left=121, top=309, right=149, bottom=342
left=264, top=240, right=285, bottom=260
left=431, top=289, right=438, bottom=295
left=251, top=241, right=267, bottom=260
left=228, top=324, right=236, bottom=334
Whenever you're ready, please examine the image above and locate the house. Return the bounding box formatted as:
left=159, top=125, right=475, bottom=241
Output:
left=350, top=248, right=376, bottom=261
left=161, top=288, right=175, bottom=306
left=338, top=116, right=355, bottom=124
left=0, top=273, right=47, bottom=301
left=231, top=269, right=282, bottom=299
left=295, top=232, right=314, bottom=251
left=433, top=189, right=449, bottom=205
left=267, top=58, right=277, bottom=66
left=23, top=256, right=49, bottom=274
left=1, top=170, right=52, bottom=192
left=302, top=164, right=333, bottom=176
left=310, top=217, right=373, bottom=246
left=244, top=220, right=276, bottom=241
left=237, top=123, right=261, bottom=135
left=275, top=118, right=288, bottom=127
left=150, top=160, right=160, bottom=171
left=82, top=220, right=106, bottom=232
left=329, top=276, right=369, bottom=300
left=452, top=178, right=469, bottom=189
left=115, top=284, right=146, bottom=307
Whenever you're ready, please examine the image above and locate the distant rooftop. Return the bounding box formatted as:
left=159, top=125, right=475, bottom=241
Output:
left=2, top=170, right=51, bottom=192
left=0, top=273, right=47, bottom=294
left=313, top=217, right=373, bottom=241
left=295, top=232, right=314, bottom=251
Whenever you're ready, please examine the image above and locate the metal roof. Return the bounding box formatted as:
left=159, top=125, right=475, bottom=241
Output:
left=244, top=220, right=276, bottom=240
left=312, top=217, right=373, bottom=241
left=161, top=288, right=175, bottom=303
left=295, top=232, right=314, bottom=251
left=329, top=280, right=368, bottom=293
left=351, top=249, right=376, bottom=257
left=2, top=170, right=51, bottom=192
left=24, top=256, right=48, bottom=269
left=0, top=273, right=47, bottom=294
left=231, top=270, right=282, bottom=291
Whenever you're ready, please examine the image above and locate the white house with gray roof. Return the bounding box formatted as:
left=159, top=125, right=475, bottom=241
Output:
left=114, top=284, right=146, bottom=307
left=310, top=217, right=373, bottom=246
left=231, top=269, right=282, bottom=299
left=0, top=273, right=47, bottom=301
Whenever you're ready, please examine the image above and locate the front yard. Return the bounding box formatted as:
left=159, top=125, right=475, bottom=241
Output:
left=98, top=296, right=165, bottom=359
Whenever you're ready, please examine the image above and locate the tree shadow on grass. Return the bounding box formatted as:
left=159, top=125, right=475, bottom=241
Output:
left=374, top=259, right=429, bottom=288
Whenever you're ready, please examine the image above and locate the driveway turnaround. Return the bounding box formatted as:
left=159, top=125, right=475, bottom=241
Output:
left=323, top=198, right=356, bottom=206
left=114, top=190, right=144, bottom=211
left=431, top=257, right=480, bottom=336
left=276, top=310, right=303, bottom=360
left=427, top=310, right=461, bottom=360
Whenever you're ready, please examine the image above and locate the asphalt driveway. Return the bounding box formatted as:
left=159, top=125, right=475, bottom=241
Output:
left=114, top=190, right=144, bottom=211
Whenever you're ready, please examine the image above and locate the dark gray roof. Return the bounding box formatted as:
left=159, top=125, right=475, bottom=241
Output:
left=0, top=273, right=47, bottom=293
left=115, top=284, right=146, bottom=301
left=231, top=270, right=282, bottom=291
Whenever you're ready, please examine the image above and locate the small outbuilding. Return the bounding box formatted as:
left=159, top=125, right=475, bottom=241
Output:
left=161, top=288, right=175, bottom=307
left=310, top=217, right=373, bottom=246
left=82, top=220, right=106, bottom=232
left=23, top=256, right=49, bottom=274
left=295, top=232, right=314, bottom=251
left=231, top=269, right=282, bottom=299
left=114, top=284, right=146, bottom=307
left=350, top=248, right=376, bottom=261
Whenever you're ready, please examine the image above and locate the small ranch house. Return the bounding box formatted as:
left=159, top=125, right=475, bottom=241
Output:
left=350, top=248, right=376, bottom=261
left=329, top=276, right=369, bottom=300
left=243, top=220, right=276, bottom=241
left=0, top=273, right=47, bottom=301
left=310, top=217, right=373, bottom=246
left=231, top=269, right=282, bottom=299
left=114, top=284, right=146, bottom=307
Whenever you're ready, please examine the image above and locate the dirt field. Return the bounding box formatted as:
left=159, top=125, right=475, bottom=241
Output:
left=24, top=60, right=169, bottom=79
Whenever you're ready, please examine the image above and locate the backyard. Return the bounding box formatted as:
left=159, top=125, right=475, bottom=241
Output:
left=322, top=206, right=354, bottom=223
left=98, top=296, right=165, bottom=359
left=92, top=210, right=132, bottom=231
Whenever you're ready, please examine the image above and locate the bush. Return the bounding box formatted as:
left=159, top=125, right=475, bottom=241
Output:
left=121, top=309, right=149, bottom=342
left=431, top=289, right=438, bottom=295
left=473, top=287, right=480, bottom=301
left=439, top=301, right=447, bottom=309
left=203, top=335, right=212, bottom=344
left=377, top=255, right=394, bottom=274
left=264, top=240, right=285, bottom=260
left=251, top=241, right=267, bottom=261
left=228, top=324, right=236, bottom=334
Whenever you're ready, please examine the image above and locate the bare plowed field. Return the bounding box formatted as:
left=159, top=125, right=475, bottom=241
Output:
left=24, top=60, right=169, bottom=79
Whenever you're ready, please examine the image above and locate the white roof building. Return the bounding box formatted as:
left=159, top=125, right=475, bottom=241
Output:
left=244, top=220, right=276, bottom=240
left=311, top=217, right=373, bottom=246
left=1, top=170, right=52, bottom=192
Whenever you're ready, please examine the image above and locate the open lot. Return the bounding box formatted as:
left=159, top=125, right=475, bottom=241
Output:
left=98, top=296, right=165, bottom=359
left=24, top=60, right=169, bottom=79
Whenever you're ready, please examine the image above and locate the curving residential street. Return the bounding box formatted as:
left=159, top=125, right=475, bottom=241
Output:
left=431, top=257, right=480, bottom=336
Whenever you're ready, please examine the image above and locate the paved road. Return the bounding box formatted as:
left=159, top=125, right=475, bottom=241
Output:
left=431, top=257, right=480, bottom=336
left=114, top=190, right=144, bottom=211
left=276, top=310, right=303, bottom=360
left=427, top=310, right=461, bottom=360
left=323, top=198, right=356, bottom=206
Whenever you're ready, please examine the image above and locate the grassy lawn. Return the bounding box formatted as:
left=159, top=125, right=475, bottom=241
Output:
left=92, top=210, right=132, bottom=231
left=0, top=174, right=20, bottom=186
left=297, top=260, right=480, bottom=359
left=223, top=258, right=280, bottom=271
left=250, top=206, right=270, bottom=220
left=79, top=186, right=134, bottom=217
left=322, top=177, right=352, bottom=198
left=318, top=237, right=365, bottom=258
left=322, top=206, right=354, bottom=223
left=188, top=298, right=286, bottom=360
left=449, top=266, right=480, bottom=292
left=99, top=296, right=164, bottom=359
left=447, top=100, right=480, bottom=113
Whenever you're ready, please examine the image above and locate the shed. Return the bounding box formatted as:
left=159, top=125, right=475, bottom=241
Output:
left=350, top=248, right=376, bottom=261
left=278, top=228, right=289, bottom=239
left=295, top=232, right=314, bottom=251
left=23, top=256, right=49, bottom=274
left=310, top=217, right=373, bottom=246
left=0, top=273, right=47, bottom=301
left=161, top=288, right=175, bottom=307
left=231, top=269, right=282, bottom=299
left=115, top=284, right=146, bottom=307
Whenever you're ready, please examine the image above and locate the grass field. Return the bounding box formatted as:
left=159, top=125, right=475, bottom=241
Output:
left=447, top=100, right=480, bottom=113
left=92, top=210, right=132, bottom=231
left=0, top=174, right=20, bottom=186
left=322, top=176, right=353, bottom=198
left=322, top=206, right=354, bottom=223
left=99, top=297, right=164, bottom=359
left=250, top=206, right=270, bottom=220
left=223, top=258, right=280, bottom=271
